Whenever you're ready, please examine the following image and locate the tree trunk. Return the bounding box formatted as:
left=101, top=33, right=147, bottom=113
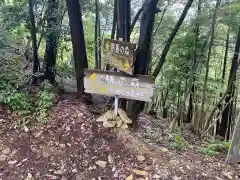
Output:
left=186, top=0, right=202, bottom=123
left=216, top=26, right=230, bottom=133
left=111, top=0, right=117, bottom=40
left=43, top=0, right=61, bottom=84
left=97, top=7, right=101, bottom=70
left=66, top=0, right=88, bottom=96
left=94, top=0, right=99, bottom=69
left=200, top=0, right=221, bottom=130
left=218, top=27, right=240, bottom=139
left=117, top=0, right=131, bottom=41
left=126, top=0, right=158, bottom=128
left=152, top=0, right=194, bottom=78
left=116, top=0, right=131, bottom=110
left=28, top=0, right=39, bottom=75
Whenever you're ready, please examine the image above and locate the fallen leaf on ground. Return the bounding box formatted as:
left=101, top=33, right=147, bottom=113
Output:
left=137, top=155, right=145, bottom=162
left=132, top=169, right=148, bottom=176
left=23, top=125, right=29, bottom=132
left=54, top=170, right=65, bottom=175
left=95, top=160, right=107, bottom=168
left=222, top=172, right=233, bottom=179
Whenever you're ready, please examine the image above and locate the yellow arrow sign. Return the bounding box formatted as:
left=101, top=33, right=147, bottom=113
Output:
left=124, top=62, right=130, bottom=71
left=89, top=73, right=96, bottom=82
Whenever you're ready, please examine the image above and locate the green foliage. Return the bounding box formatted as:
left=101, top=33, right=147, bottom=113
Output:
left=168, top=132, right=186, bottom=150
left=197, top=138, right=230, bottom=156
left=34, top=82, right=54, bottom=124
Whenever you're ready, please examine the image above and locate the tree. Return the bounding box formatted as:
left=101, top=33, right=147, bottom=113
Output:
left=200, top=0, right=221, bottom=130
left=218, top=27, right=240, bottom=139
left=28, top=0, right=39, bottom=75
left=66, top=0, right=88, bottom=96
left=127, top=0, right=158, bottom=127
left=43, top=0, right=62, bottom=84
left=152, top=0, right=194, bottom=78
left=94, top=0, right=100, bottom=69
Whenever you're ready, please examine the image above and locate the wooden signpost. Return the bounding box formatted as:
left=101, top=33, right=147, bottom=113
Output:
left=102, top=39, right=136, bottom=75
left=84, top=38, right=155, bottom=118
left=84, top=69, right=154, bottom=102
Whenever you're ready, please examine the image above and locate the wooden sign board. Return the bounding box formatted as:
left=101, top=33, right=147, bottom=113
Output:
left=102, top=39, right=136, bottom=75
left=84, top=69, right=154, bottom=102
left=226, top=113, right=240, bottom=164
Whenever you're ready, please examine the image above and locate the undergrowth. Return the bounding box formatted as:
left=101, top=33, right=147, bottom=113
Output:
left=197, top=137, right=230, bottom=156
left=0, top=79, right=54, bottom=125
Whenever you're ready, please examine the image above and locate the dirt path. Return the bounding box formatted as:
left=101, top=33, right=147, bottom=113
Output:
left=0, top=97, right=239, bottom=180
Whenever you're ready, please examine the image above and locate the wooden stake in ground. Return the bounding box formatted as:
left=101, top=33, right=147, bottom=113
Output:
left=226, top=112, right=240, bottom=163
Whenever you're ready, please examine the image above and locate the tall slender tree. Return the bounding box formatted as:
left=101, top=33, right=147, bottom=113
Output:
left=218, top=27, right=240, bottom=139
left=43, top=0, right=62, bottom=84
left=152, top=0, right=194, bottom=78
left=127, top=0, right=158, bottom=127
left=28, top=0, right=39, bottom=76
left=66, top=0, right=88, bottom=95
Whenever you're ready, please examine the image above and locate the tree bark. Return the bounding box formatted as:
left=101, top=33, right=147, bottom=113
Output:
left=126, top=0, right=158, bottom=128
left=95, top=0, right=100, bottom=69
left=28, top=0, right=39, bottom=75
left=66, top=0, right=88, bottom=96
left=218, top=27, right=240, bottom=139
left=43, top=0, right=61, bottom=84
left=152, top=0, right=194, bottom=78
left=186, top=0, right=202, bottom=123
left=216, top=26, right=230, bottom=133
left=200, top=0, right=221, bottom=130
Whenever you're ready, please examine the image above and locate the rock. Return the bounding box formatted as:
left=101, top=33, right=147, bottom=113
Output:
left=118, top=108, right=132, bottom=124
left=2, top=147, right=11, bottom=155
left=105, top=110, right=114, bottom=120
left=132, top=169, right=148, bottom=176
left=59, top=144, right=66, bottom=148
left=137, top=155, right=145, bottom=162
left=96, top=114, right=108, bottom=122
left=121, top=123, right=128, bottom=129
left=126, top=174, right=134, bottom=180
left=116, top=118, right=123, bottom=128
left=107, top=155, right=114, bottom=164
left=54, top=170, right=65, bottom=175
left=159, top=147, right=168, bottom=153
left=103, top=121, right=116, bottom=128
left=153, top=174, right=161, bottom=179
left=95, top=160, right=107, bottom=168
left=8, top=160, right=18, bottom=165
left=72, top=168, right=78, bottom=173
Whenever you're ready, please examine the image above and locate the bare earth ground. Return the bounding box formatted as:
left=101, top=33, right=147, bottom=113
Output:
left=0, top=95, right=239, bottom=180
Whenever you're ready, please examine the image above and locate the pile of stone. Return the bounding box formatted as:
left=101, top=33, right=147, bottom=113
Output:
left=96, top=108, right=132, bottom=129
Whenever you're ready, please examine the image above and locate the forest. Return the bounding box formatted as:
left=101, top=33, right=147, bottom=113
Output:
left=0, top=0, right=240, bottom=179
